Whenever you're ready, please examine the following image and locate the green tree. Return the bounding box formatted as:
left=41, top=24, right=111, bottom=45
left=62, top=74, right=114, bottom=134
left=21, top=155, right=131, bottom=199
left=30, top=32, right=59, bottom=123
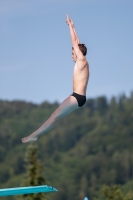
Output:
left=101, top=185, right=133, bottom=200
left=102, top=185, right=123, bottom=200
left=18, top=143, right=48, bottom=200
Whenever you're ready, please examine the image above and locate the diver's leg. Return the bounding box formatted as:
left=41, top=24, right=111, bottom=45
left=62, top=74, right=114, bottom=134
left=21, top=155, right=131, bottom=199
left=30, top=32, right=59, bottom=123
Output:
left=21, top=96, right=78, bottom=143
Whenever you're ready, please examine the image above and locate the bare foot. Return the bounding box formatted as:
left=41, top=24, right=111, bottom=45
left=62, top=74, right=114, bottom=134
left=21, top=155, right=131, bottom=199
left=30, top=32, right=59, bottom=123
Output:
left=21, top=136, right=38, bottom=143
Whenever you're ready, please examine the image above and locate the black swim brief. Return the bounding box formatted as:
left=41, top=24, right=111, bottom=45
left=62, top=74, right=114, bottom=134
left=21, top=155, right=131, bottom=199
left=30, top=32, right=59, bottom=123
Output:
left=71, top=92, right=86, bottom=107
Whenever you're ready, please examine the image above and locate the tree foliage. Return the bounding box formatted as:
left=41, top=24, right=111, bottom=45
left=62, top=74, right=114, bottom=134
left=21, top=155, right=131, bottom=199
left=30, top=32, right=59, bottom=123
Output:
left=17, top=143, right=47, bottom=200
left=101, top=185, right=133, bottom=200
left=0, top=92, right=133, bottom=200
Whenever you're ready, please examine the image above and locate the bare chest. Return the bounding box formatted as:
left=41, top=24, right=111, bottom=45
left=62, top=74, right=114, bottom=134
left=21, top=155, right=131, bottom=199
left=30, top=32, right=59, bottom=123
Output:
left=73, top=62, right=89, bottom=79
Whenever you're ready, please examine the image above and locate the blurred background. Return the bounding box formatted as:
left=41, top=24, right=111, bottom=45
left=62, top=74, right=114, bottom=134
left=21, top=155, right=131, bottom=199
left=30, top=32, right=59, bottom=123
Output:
left=0, top=1, right=133, bottom=200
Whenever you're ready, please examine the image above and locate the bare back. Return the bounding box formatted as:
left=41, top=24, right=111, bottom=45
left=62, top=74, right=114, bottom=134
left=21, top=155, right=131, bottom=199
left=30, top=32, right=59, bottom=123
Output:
left=73, top=60, right=89, bottom=96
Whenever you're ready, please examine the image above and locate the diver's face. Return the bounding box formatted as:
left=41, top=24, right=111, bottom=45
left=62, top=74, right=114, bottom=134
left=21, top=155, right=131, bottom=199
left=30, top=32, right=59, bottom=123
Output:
left=72, top=49, right=77, bottom=62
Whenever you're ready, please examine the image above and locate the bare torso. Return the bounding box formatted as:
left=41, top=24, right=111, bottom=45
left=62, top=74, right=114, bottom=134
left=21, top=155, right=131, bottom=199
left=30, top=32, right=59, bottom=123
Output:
left=73, top=60, right=89, bottom=96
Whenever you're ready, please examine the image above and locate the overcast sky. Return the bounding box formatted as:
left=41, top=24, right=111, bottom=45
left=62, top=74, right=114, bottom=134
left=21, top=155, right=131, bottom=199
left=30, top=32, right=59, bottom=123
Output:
left=0, top=0, right=133, bottom=104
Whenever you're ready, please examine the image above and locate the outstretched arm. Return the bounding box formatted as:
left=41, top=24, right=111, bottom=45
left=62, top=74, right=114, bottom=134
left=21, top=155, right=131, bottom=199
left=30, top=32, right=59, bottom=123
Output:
left=69, top=17, right=80, bottom=44
left=73, top=27, right=80, bottom=44
left=66, top=14, right=80, bottom=46
left=66, top=14, right=85, bottom=60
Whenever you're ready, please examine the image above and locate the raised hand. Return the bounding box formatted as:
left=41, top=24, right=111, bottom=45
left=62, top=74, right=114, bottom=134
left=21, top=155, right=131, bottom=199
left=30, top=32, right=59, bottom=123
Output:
left=66, top=14, right=71, bottom=25
left=66, top=14, right=74, bottom=27
left=69, top=18, right=74, bottom=27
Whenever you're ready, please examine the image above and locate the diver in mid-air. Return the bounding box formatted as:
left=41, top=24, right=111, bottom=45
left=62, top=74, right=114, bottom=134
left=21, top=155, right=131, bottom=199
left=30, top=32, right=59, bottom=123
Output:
left=22, top=14, right=90, bottom=143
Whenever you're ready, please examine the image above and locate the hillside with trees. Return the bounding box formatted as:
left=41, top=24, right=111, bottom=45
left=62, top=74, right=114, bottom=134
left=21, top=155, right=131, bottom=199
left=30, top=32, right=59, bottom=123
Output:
left=0, top=92, right=133, bottom=200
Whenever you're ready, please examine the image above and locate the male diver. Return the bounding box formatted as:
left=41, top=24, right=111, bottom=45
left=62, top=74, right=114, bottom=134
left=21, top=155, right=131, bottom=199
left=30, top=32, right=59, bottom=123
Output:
left=22, top=14, right=89, bottom=143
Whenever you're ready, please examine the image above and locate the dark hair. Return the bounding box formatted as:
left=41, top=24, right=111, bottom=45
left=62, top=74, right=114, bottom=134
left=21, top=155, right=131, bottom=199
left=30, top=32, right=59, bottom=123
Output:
left=78, top=44, right=87, bottom=56
left=72, top=44, right=87, bottom=56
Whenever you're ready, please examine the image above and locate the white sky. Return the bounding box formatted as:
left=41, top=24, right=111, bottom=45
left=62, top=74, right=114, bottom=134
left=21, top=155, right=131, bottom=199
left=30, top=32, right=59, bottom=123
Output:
left=0, top=0, right=133, bottom=104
